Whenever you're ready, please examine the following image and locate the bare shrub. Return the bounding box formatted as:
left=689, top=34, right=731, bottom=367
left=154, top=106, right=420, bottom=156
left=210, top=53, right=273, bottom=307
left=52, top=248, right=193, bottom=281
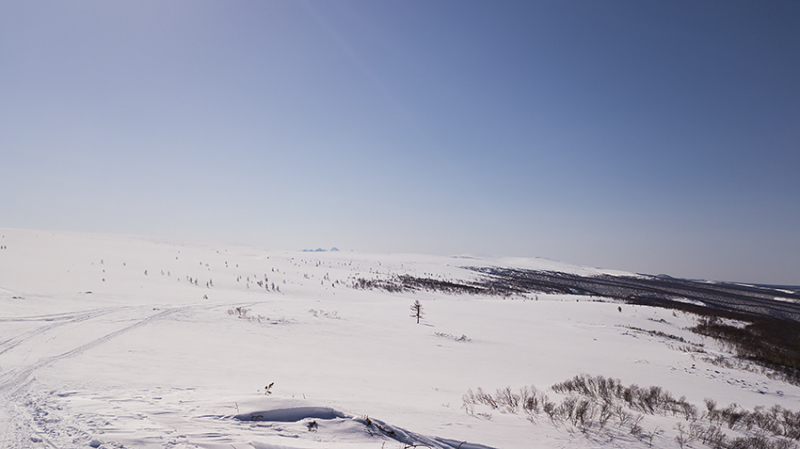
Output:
left=464, top=375, right=800, bottom=448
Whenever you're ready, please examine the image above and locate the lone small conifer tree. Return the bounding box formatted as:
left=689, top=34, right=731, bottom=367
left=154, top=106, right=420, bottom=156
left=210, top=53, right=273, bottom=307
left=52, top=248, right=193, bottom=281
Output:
left=410, top=300, right=423, bottom=324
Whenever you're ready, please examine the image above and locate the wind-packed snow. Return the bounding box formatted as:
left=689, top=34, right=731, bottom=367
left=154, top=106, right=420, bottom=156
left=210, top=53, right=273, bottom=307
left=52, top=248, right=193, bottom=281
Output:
left=1, top=228, right=798, bottom=448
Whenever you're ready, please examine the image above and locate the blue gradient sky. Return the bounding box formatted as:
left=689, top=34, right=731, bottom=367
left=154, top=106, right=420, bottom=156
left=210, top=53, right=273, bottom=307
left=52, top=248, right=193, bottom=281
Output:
left=2, top=1, right=799, bottom=284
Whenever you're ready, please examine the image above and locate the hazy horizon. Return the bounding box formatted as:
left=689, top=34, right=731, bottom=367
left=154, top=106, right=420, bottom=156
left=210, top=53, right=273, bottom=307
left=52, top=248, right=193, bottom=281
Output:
left=2, top=1, right=798, bottom=285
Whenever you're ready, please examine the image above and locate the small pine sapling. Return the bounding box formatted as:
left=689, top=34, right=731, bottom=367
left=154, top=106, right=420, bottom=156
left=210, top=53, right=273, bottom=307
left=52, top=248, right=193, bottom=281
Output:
left=410, top=300, right=424, bottom=324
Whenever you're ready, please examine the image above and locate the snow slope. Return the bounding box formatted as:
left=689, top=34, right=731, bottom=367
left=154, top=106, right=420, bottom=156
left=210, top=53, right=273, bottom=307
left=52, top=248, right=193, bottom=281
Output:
left=0, top=228, right=798, bottom=448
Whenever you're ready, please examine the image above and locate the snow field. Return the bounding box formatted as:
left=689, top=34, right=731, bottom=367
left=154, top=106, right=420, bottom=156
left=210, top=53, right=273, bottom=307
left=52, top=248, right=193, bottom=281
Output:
left=1, top=228, right=799, bottom=448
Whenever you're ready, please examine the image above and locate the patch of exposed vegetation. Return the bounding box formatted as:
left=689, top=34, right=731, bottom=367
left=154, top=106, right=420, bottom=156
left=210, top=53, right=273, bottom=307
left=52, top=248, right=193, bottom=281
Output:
left=226, top=307, right=290, bottom=325
left=464, top=374, right=800, bottom=449
left=308, top=309, right=340, bottom=319
left=689, top=316, right=800, bottom=385
left=621, top=325, right=691, bottom=343
left=351, top=274, right=505, bottom=295
left=434, top=332, right=471, bottom=342
left=352, top=267, right=800, bottom=385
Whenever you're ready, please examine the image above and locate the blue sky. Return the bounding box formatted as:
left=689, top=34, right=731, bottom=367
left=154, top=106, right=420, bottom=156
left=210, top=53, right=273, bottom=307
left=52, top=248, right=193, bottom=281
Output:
left=2, top=1, right=799, bottom=284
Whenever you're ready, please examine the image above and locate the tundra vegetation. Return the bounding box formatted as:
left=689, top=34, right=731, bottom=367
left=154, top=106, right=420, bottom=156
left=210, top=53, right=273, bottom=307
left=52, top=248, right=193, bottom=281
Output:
left=464, top=374, right=800, bottom=449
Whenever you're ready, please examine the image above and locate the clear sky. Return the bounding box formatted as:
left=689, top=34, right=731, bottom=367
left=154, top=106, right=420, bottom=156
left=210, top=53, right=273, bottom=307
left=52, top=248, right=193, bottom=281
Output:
left=2, top=1, right=799, bottom=284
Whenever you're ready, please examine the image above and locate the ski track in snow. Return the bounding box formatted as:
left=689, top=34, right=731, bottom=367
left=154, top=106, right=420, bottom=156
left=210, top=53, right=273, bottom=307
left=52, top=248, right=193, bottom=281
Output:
left=0, top=308, right=118, bottom=357
left=0, top=306, right=192, bottom=448
left=0, top=307, right=186, bottom=394
left=0, top=299, right=484, bottom=449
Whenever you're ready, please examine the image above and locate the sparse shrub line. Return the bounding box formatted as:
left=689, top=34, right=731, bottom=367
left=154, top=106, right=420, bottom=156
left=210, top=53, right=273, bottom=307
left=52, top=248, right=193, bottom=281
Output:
left=226, top=307, right=265, bottom=323
left=434, top=332, right=471, bottom=342
left=621, top=325, right=690, bottom=343
left=463, top=374, right=800, bottom=449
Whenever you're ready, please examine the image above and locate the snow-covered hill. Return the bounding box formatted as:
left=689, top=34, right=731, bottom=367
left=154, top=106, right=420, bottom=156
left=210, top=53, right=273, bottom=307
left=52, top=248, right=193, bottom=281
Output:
left=1, top=228, right=798, bottom=448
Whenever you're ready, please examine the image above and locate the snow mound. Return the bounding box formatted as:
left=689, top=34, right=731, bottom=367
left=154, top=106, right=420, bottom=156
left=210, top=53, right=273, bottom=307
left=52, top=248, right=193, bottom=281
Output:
left=234, top=406, right=344, bottom=422
left=229, top=400, right=494, bottom=449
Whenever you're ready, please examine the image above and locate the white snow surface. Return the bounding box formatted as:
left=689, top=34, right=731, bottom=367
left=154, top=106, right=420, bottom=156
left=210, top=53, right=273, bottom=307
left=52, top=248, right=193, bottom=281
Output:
left=0, top=228, right=798, bottom=448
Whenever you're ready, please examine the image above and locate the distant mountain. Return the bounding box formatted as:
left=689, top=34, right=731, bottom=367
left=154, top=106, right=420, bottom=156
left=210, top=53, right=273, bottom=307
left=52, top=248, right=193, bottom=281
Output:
left=302, top=247, right=340, bottom=252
